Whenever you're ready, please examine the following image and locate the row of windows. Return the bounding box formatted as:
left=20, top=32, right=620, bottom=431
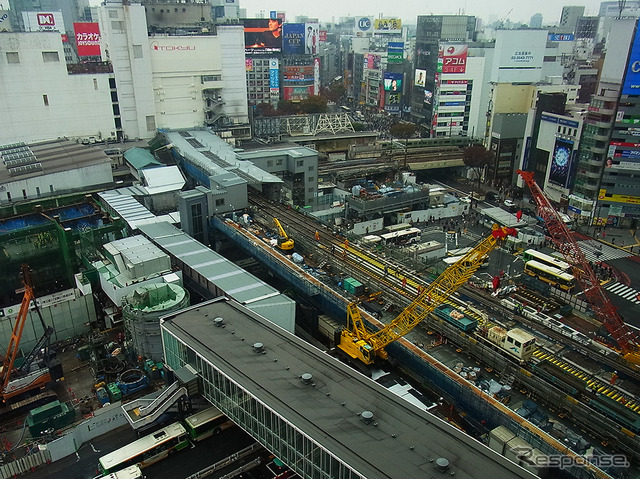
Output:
left=6, top=51, right=59, bottom=63
left=4, top=185, right=55, bottom=202
left=557, top=125, right=578, bottom=137
left=150, top=7, right=188, bottom=12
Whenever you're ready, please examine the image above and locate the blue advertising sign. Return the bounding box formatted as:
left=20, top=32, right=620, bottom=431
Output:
left=357, top=17, right=372, bottom=31
left=269, top=58, right=279, bottom=89
left=548, top=33, right=574, bottom=41
left=622, top=27, right=640, bottom=95
left=282, top=23, right=305, bottom=55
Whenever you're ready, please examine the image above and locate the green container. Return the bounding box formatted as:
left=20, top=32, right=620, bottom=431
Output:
left=77, top=345, right=90, bottom=361
left=343, top=277, right=364, bottom=296
left=29, top=400, right=63, bottom=423
left=107, top=382, right=122, bottom=402
left=27, top=401, right=75, bottom=436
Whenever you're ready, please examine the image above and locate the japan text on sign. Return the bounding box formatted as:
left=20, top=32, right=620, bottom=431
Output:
left=74, top=22, right=101, bottom=56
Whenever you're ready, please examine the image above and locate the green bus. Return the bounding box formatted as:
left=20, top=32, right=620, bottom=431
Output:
left=184, top=406, right=235, bottom=442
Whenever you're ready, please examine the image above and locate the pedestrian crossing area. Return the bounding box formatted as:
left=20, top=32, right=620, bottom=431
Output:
left=576, top=240, right=632, bottom=263
left=604, top=282, right=640, bottom=304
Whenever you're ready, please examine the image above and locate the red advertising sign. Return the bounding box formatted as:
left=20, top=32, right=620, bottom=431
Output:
left=74, top=22, right=101, bottom=56
left=439, top=44, right=467, bottom=74
left=319, top=30, right=327, bottom=42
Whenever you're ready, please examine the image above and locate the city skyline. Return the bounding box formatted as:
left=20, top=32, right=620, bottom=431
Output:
left=241, top=0, right=603, bottom=25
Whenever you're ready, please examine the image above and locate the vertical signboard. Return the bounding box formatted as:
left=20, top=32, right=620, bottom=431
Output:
left=319, top=30, right=327, bottom=42
left=269, top=58, right=280, bottom=89
left=548, top=139, right=574, bottom=188
left=73, top=22, right=101, bottom=56
left=387, top=42, right=404, bottom=63
left=313, top=57, right=320, bottom=95
left=438, top=44, right=467, bottom=73
left=305, top=22, right=319, bottom=55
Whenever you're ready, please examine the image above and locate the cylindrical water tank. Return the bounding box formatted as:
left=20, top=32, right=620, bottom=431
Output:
left=122, top=283, right=190, bottom=361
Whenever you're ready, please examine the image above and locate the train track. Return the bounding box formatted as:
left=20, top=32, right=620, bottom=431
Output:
left=247, top=195, right=640, bottom=395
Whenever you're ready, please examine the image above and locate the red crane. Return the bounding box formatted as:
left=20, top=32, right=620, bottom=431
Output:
left=517, top=170, right=640, bottom=366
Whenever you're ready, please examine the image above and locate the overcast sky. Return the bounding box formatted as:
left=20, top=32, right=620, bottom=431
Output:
left=240, top=0, right=603, bottom=25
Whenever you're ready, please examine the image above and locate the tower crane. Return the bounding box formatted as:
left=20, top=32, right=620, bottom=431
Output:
left=517, top=170, right=640, bottom=366
left=337, top=225, right=517, bottom=365
left=273, top=217, right=294, bottom=251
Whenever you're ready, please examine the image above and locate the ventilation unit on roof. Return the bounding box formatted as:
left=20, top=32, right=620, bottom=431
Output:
left=300, top=373, right=313, bottom=385
left=360, top=410, right=374, bottom=424
left=252, top=342, right=264, bottom=353
left=435, top=457, right=450, bottom=472
left=213, top=316, right=224, bottom=327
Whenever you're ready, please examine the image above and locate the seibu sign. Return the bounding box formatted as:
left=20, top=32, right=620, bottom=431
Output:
left=151, top=42, right=196, bottom=51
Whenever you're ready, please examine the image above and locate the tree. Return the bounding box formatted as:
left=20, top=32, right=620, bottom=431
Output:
left=320, top=83, right=346, bottom=103
left=255, top=102, right=277, bottom=117
left=389, top=122, right=418, bottom=166
left=463, top=144, right=494, bottom=195
left=298, top=95, right=328, bottom=113
left=277, top=100, right=299, bottom=116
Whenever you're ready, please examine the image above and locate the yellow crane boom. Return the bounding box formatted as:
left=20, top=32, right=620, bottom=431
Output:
left=338, top=224, right=517, bottom=365
left=273, top=218, right=294, bottom=251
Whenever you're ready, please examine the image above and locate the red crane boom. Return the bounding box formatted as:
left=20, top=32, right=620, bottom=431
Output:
left=517, top=170, right=640, bottom=365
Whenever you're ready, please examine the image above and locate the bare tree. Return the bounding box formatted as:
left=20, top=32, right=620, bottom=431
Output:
left=463, top=144, right=493, bottom=195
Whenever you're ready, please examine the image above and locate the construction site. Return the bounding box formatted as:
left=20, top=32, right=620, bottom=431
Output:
left=0, top=135, right=639, bottom=479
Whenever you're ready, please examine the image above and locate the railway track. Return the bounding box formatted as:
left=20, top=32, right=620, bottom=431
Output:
left=246, top=195, right=640, bottom=399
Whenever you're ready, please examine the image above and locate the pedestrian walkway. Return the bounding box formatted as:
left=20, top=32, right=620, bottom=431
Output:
left=575, top=239, right=632, bottom=263
left=604, top=281, right=640, bottom=305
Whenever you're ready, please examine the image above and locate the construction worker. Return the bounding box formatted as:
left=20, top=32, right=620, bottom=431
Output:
left=344, top=238, right=349, bottom=249
left=315, top=230, right=320, bottom=241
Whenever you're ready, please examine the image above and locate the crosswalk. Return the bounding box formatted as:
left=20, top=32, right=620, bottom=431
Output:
left=575, top=240, right=632, bottom=263
left=604, top=282, right=640, bottom=304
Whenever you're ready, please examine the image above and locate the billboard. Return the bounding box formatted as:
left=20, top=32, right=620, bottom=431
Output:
left=365, top=53, right=381, bottom=70
left=245, top=58, right=253, bottom=71
left=548, top=139, right=574, bottom=188
left=23, top=11, right=65, bottom=32
left=356, top=16, right=373, bottom=36
left=387, top=42, right=403, bottom=63
left=622, top=26, right=640, bottom=95
left=423, top=90, right=433, bottom=105
left=438, top=44, right=467, bottom=74
left=244, top=18, right=282, bottom=54
left=374, top=18, right=401, bottom=34
left=282, top=23, right=305, bottom=54
left=383, top=72, right=402, bottom=92
left=73, top=22, right=101, bottom=56
left=319, top=30, right=327, bottom=42
left=414, top=69, right=426, bottom=87
left=283, top=65, right=314, bottom=82
left=548, top=33, right=574, bottom=41
left=269, top=58, right=279, bottom=90
left=305, top=23, right=319, bottom=55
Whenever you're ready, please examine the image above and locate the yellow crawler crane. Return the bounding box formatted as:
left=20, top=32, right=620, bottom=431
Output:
left=273, top=217, right=294, bottom=251
left=337, top=224, right=517, bottom=365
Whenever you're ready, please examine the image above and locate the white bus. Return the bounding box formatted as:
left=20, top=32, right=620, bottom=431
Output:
left=384, top=223, right=412, bottom=233
left=379, top=227, right=422, bottom=246
left=99, top=465, right=144, bottom=479
left=184, top=406, right=234, bottom=442
left=98, top=422, right=189, bottom=475
left=522, top=249, right=571, bottom=273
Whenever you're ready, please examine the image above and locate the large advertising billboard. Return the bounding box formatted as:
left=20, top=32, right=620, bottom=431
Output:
left=622, top=26, right=640, bottom=95
left=365, top=53, right=381, bottom=70
left=373, top=18, right=401, bottom=34
left=383, top=72, right=402, bottom=92
left=387, top=42, right=403, bottom=63
left=282, top=23, right=305, bottom=54
left=438, top=44, right=467, bottom=74
left=244, top=18, right=282, bottom=54
left=278, top=22, right=318, bottom=55
left=23, top=11, right=65, bottom=32
left=414, top=69, right=426, bottom=87
left=73, top=22, right=101, bottom=56
left=548, top=139, right=574, bottom=188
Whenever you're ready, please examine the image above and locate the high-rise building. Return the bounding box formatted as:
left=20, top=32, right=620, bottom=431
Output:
left=559, top=6, right=585, bottom=32
left=530, top=13, right=543, bottom=29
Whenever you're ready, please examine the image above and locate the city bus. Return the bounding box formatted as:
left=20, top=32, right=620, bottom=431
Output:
left=183, top=406, right=235, bottom=442
left=99, top=465, right=143, bottom=479
left=384, top=223, right=412, bottom=233
left=379, top=227, right=421, bottom=246
left=522, top=249, right=571, bottom=273
left=98, top=422, right=189, bottom=475
left=523, top=259, right=575, bottom=291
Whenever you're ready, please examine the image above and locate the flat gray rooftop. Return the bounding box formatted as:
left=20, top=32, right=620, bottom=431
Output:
left=162, top=297, right=534, bottom=479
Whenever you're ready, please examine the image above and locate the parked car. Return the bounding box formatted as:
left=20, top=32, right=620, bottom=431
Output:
left=504, top=199, right=516, bottom=208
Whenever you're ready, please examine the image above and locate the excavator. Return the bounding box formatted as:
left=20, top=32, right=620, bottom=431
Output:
left=518, top=170, right=640, bottom=367
left=0, top=265, right=61, bottom=405
left=273, top=218, right=294, bottom=251
left=337, top=224, right=517, bottom=365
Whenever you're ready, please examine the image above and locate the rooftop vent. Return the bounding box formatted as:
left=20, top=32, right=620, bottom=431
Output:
left=435, top=457, right=450, bottom=472
left=300, top=373, right=313, bottom=385
left=213, top=317, right=224, bottom=327
left=252, top=342, right=264, bottom=353
left=361, top=410, right=374, bottom=424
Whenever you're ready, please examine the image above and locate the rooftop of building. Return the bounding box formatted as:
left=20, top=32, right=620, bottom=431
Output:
left=161, top=296, right=535, bottom=479
left=0, top=139, right=110, bottom=185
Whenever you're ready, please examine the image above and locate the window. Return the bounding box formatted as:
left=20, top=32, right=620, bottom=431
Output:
left=6, top=52, right=19, bottom=63
left=42, top=51, right=59, bottom=62
left=215, top=198, right=225, bottom=207
left=308, top=187, right=315, bottom=193
left=108, top=9, right=118, bottom=18
left=276, top=159, right=283, bottom=166
left=297, top=160, right=303, bottom=167
left=22, top=189, right=27, bottom=200
left=308, top=177, right=315, bottom=182
left=93, top=78, right=98, bottom=90
left=267, top=160, right=273, bottom=167
left=308, top=165, right=314, bottom=171
left=6, top=192, right=11, bottom=202
left=36, top=187, right=41, bottom=197
left=133, top=45, right=143, bottom=59
left=111, top=21, right=124, bottom=31
left=109, top=78, right=116, bottom=89
left=49, top=185, right=54, bottom=192
left=145, top=115, right=156, bottom=131
left=43, top=95, right=49, bottom=106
